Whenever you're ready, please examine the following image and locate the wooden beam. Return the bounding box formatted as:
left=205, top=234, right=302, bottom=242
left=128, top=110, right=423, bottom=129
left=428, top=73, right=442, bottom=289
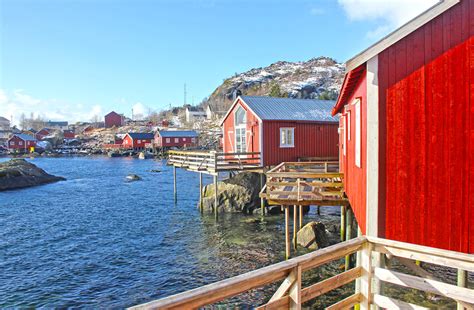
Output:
left=374, top=267, right=474, bottom=305
left=373, top=294, right=429, bottom=310
left=173, top=165, right=177, bottom=201
left=293, top=205, right=298, bottom=251
left=289, top=266, right=302, bottom=310
left=285, top=207, right=290, bottom=260
left=326, top=293, right=362, bottom=310
left=214, top=174, right=218, bottom=220
left=457, top=269, right=468, bottom=310
left=269, top=271, right=297, bottom=302
left=199, top=172, right=203, bottom=213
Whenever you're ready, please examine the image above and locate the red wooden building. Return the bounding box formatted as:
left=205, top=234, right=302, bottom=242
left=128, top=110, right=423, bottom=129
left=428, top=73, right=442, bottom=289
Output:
left=63, top=130, right=75, bottom=140
left=104, top=111, right=124, bottom=128
left=35, top=128, right=51, bottom=140
left=221, top=96, right=339, bottom=167
left=154, top=130, right=198, bottom=148
left=7, top=134, right=37, bottom=153
left=333, top=0, right=473, bottom=253
left=122, top=133, right=154, bottom=150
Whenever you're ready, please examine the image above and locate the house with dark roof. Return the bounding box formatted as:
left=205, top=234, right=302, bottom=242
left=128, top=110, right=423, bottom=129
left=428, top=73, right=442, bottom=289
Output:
left=154, top=130, right=198, bottom=149
left=104, top=111, right=124, bottom=128
left=122, top=133, right=154, bottom=150
left=45, top=121, right=68, bottom=130
left=220, top=96, right=339, bottom=166
left=7, top=134, right=37, bottom=153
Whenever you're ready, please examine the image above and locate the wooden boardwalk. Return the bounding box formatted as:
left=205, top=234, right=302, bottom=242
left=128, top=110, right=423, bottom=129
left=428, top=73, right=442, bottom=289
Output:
left=129, top=236, right=474, bottom=310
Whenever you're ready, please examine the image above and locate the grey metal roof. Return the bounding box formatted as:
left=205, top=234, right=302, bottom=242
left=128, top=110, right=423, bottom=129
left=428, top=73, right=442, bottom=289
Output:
left=158, top=130, right=198, bottom=138
left=127, top=133, right=155, bottom=140
left=12, top=134, right=36, bottom=141
left=240, top=96, right=338, bottom=122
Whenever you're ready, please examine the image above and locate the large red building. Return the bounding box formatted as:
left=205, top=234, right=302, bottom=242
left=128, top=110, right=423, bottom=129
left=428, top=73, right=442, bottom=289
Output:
left=333, top=0, right=473, bottom=253
left=104, top=111, right=124, bottom=128
left=7, top=134, right=37, bottom=153
left=122, top=133, right=154, bottom=150
left=221, top=96, right=339, bottom=167
left=154, top=130, right=198, bottom=148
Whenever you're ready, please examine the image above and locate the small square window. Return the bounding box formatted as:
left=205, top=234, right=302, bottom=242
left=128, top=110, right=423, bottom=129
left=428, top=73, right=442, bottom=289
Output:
left=280, top=128, right=295, bottom=148
left=191, top=137, right=196, bottom=143
left=174, top=138, right=179, bottom=143
left=166, top=138, right=170, bottom=143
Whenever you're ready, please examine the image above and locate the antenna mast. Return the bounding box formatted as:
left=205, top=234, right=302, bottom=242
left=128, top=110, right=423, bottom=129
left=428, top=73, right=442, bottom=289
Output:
left=184, top=83, right=187, bottom=106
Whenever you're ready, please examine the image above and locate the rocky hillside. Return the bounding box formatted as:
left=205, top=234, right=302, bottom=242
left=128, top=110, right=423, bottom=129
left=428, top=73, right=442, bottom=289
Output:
left=204, top=56, right=345, bottom=112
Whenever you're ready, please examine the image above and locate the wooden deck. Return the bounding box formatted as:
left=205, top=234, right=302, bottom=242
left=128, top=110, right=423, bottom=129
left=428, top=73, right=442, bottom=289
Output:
left=261, top=161, right=349, bottom=207
left=167, top=150, right=262, bottom=175
left=129, top=236, right=474, bottom=309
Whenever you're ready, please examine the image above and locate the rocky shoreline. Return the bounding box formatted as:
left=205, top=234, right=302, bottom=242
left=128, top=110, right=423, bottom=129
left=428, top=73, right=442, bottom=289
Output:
left=0, top=159, right=65, bottom=191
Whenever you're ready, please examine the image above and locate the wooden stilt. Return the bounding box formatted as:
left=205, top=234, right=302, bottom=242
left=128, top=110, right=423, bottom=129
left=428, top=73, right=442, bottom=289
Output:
left=293, top=205, right=298, bottom=251
left=345, top=207, right=353, bottom=270
left=340, top=206, right=347, bottom=241
left=317, top=206, right=321, bottom=215
left=214, top=174, right=218, bottom=220
left=457, top=269, right=468, bottom=310
left=299, top=205, right=303, bottom=229
left=285, top=207, right=290, bottom=260
left=354, top=227, right=362, bottom=310
left=260, top=173, right=265, bottom=216
left=199, top=172, right=203, bottom=213
left=173, top=165, right=177, bottom=201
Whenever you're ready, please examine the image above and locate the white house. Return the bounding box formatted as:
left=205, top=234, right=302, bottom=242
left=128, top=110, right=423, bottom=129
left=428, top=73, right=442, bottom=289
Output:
left=185, top=107, right=206, bottom=123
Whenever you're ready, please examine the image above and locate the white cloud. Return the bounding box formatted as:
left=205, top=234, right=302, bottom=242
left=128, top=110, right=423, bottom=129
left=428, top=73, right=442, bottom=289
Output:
left=338, top=0, right=439, bottom=38
left=132, top=102, right=154, bottom=120
left=0, top=89, right=104, bottom=126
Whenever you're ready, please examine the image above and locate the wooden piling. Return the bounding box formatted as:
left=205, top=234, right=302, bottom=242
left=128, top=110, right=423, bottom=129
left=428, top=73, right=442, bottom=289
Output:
left=293, top=205, right=298, bottom=251
left=345, top=207, right=353, bottom=270
left=260, top=173, right=265, bottom=215
left=340, top=205, right=347, bottom=241
left=199, top=172, right=203, bottom=213
left=285, top=207, right=290, bottom=260
left=173, top=165, right=177, bottom=201
left=457, top=269, right=468, bottom=310
left=299, top=205, right=303, bottom=229
left=214, top=174, right=218, bottom=220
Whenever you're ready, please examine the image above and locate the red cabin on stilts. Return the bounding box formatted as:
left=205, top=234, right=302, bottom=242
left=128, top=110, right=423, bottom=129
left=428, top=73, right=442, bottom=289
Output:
left=333, top=0, right=474, bottom=253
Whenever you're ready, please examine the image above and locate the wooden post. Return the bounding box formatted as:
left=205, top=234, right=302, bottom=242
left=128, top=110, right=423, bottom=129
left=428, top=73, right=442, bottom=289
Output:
left=260, top=173, right=265, bottom=216
left=354, top=227, right=362, bottom=310
left=345, top=207, right=353, bottom=270
left=173, top=165, right=177, bottom=201
left=285, top=207, right=290, bottom=260
left=199, top=172, right=203, bottom=213
left=293, top=205, right=298, bottom=251
left=340, top=205, right=347, bottom=241
left=359, top=242, right=374, bottom=310
left=289, top=266, right=302, bottom=310
left=457, top=269, right=468, bottom=310
left=214, top=174, right=218, bottom=220
left=317, top=206, right=321, bottom=215
left=299, top=205, right=303, bottom=229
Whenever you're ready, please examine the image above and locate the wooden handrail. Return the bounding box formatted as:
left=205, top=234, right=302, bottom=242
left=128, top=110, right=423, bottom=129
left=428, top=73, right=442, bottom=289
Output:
left=129, top=236, right=474, bottom=310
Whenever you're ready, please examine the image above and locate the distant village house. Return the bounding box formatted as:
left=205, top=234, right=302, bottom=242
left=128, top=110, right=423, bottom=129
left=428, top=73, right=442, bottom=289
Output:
left=45, top=121, right=69, bottom=130
left=63, top=130, right=75, bottom=140
left=104, top=111, right=124, bottom=128
left=0, top=116, right=11, bottom=141
left=35, top=128, right=52, bottom=140
left=7, top=134, right=37, bottom=153
left=122, top=133, right=154, bottom=150
left=185, top=106, right=206, bottom=123
left=154, top=130, right=198, bottom=149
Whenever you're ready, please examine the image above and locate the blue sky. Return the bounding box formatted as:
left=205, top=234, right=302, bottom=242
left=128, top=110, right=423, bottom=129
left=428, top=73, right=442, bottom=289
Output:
left=0, top=0, right=437, bottom=125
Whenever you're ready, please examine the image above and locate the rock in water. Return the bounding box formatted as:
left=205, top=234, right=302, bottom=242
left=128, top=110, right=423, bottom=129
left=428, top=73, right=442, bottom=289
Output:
left=126, top=174, right=142, bottom=181
left=201, top=172, right=261, bottom=214
left=297, top=221, right=329, bottom=250
left=0, top=159, right=65, bottom=191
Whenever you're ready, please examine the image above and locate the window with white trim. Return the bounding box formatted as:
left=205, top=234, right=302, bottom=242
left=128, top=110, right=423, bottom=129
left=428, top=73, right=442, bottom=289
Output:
left=11, top=141, right=15, bottom=146
left=182, top=138, right=186, bottom=142
left=343, top=114, right=347, bottom=156
left=19, top=141, right=23, bottom=146
left=166, top=138, right=170, bottom=143
left=280, top=128, right=294, bottom=148
left=191, top=137, right=196, bottom=143
left=354, top=99, right=361, bottom=168
left=174, top=138, right=179, bottom=143
left=347, top=111, right=351, bottom=141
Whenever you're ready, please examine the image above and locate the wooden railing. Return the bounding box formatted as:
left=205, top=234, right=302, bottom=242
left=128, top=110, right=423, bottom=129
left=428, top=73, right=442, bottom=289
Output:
left=263, top=161, right=348, bottom=206
left=167, top=150, right=261, bottom=174
left=129, top=237, right=474, bottom=310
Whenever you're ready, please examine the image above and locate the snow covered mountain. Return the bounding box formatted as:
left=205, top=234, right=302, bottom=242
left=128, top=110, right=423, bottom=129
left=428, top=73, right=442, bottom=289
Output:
left=204, top=56, right=345, bottom=112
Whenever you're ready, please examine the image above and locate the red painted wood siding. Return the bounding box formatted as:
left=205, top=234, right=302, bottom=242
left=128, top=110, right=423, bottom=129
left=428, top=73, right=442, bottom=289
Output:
left=262, top=121, right=339, bottom=166
left=105, top=112, right=123, bottom=128
left=339, top=70, right=367, bottom=234
left=378, top=0, right=474, bottom=253
left=8, top=136, right=36, bottom=150
left=222, top=99, right=260, bottom=158
left=122, top=135, right=153, bottom=149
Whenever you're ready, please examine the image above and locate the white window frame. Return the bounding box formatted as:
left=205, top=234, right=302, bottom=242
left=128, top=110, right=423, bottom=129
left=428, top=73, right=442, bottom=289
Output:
left=347, top=110, right=351, bottom=141
left=19, top=141, right=23, bottom=146
left=166, top=138, right=170, bottom=143
left=191, top=137, right=196, bottom=143
left=174, top=138, right=179, bottom=143
left=279, top=127, right=295, bottom=148
left=354, top=98, right=361, bottom=168
left=343, top=113, right=347, bottom=156
left=11, top=141, right=15, bottom=146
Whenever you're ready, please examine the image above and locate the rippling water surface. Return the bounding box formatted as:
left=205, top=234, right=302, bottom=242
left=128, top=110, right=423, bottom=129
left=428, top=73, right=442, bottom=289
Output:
left=0, top=157, right=342, bottom=308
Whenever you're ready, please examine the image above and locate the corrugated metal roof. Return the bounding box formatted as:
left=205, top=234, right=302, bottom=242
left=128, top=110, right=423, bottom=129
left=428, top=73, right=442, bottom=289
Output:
left=240, top=96, right=338, bottom=122
left=127, top=133, right=155, bottom=140
left=12, top=134, right=36, bottom=141
left=158, top=130, right=198, bottom=138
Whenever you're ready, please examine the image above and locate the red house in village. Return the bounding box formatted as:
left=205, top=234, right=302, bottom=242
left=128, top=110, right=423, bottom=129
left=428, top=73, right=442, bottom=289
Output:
left=35, top=128, right=51, bottom=140
left=122, top=133, right=154, bottom=150
left=104, top=111, right=124, bottom=128
left=333, top=0, right=473, bottom=253
left=7, top=134, right=37, bottom=153
left=154, top=130, right=198, bottom=148
left=63, top=130, right=75, bottom=140
left=221, top=96, right=339, bottom=167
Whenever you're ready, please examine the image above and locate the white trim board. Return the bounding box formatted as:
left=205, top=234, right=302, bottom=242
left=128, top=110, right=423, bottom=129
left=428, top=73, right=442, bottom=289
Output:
left=366, top=55, right=379, bottom=237
left=346, top=0, right=460, bottom=72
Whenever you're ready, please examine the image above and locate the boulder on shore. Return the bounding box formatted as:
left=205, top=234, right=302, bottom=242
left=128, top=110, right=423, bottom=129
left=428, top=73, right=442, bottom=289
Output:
left=126, top=174, right=142, bottom=181
left=201, top=172, right=261, bottom=214
left=0, top=159, right=65, bottom=191
left=297, top=221, right=329, bottom=250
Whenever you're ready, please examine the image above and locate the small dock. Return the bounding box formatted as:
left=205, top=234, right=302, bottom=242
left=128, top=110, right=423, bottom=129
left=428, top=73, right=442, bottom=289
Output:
left=260, top=161, right=349, bottom=259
